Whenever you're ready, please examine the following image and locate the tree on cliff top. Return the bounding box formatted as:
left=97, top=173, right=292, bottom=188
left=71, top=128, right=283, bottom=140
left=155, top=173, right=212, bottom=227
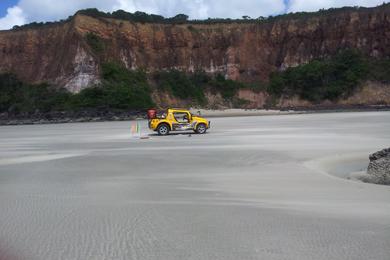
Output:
left=168, top=14, right=189, bottom=24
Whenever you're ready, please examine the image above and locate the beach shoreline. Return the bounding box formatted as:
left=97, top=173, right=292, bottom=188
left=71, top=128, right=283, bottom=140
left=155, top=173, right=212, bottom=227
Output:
left=1, top=105, right=389, bottom=126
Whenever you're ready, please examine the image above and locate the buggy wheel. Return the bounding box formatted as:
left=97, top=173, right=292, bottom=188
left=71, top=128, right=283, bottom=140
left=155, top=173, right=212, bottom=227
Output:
left=195, top=123, right=207, bottom=134
left=157, top=124, right=170, bottom=136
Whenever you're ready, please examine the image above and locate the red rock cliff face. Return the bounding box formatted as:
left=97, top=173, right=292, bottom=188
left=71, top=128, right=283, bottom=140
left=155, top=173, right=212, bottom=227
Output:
left=0, top=20, right=99, bottom=92
left=0, top=5, right=389, bottom=93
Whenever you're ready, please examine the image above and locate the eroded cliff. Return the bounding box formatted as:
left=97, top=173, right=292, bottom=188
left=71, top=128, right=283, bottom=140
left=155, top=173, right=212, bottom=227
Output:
left=0, top=5, right=389, bottom=108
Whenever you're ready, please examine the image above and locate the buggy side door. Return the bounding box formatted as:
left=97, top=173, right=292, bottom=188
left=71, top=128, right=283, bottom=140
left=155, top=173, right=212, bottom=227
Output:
left=172, top=112, right=192, bottom=131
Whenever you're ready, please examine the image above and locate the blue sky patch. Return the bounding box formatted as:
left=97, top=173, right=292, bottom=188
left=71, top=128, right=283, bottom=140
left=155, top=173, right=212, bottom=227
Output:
left=0, top=0, right=17, bottom=17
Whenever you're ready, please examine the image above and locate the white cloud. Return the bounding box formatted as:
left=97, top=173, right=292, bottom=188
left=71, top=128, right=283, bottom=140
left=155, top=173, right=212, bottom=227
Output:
left=205, top=0, right=285, bottom=18
left=0, top=6, right=26, bottom=30
left=4, top=0, right=286, bottom=27
left=18, top=0, right=117, bottom=22
left=288, top=0, right=387, bottom=12
left=114, top=0, right=285, bottom=19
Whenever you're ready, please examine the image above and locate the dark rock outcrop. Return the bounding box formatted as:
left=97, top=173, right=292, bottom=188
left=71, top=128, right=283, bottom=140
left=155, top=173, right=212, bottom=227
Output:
left=367, top=148, right=390, bottom=185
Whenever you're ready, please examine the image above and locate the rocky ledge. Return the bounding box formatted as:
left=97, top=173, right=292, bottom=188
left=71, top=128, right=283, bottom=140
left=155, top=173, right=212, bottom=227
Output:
left=366, top=148, right=390, bottom=185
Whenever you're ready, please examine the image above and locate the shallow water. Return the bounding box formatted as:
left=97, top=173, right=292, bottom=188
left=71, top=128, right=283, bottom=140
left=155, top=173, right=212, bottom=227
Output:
left=0, top=112, right=390, bottom=260
left=304, top=152, right=370, bottom=179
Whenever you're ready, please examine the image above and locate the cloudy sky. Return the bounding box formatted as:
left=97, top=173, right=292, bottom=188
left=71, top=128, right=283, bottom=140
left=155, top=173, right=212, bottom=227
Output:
left=0, top=0, right=388, bottom=30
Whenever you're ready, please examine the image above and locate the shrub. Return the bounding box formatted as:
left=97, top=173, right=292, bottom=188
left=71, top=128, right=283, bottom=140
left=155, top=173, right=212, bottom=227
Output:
left=367, top=59, right=390, bottom=83
left=154, top=70, right=206, bottom=104
left=0, top=73, right=72, bottom=113
left=154, top=70, right=257, bottom=102
left=76, top=8, right=111, bottom=19
left=167, top=14, right=189, bottom=24
left=267, top=50, right=369, bottom=102
left=0, top=63, right=154, bottom=113
left=85, top=32, right=105, bottom=53
left=101, top=62, right=147, bottom=84
left=209, top=74, right=245, bottom=100
left=98, top=62, right=154, bottom=109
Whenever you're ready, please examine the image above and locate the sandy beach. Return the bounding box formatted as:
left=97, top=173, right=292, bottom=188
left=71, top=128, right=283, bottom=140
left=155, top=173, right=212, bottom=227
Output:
left=0, top=112, right=389, bottom=260
left=189, top=108, right=297, bottom=117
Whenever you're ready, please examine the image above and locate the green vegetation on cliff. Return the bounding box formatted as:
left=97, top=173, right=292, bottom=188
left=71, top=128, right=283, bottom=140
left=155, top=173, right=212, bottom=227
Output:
left=367, top=59, right=390, bottom=83
left=74, top=4, right=390, bottom=25
left=0, top=74, right=71, bottom=113
left=267, top=50, right=389, bottom=102
left=0, top=66, right=250, bottom=115
left=85, top=32, right=105, bottom=54
left=76, top=9, right=190, bottom=24
left=0, top=63, right=154, bottom=114
left=72, top=62, right=154, bottom=110
left=154, top=70, right=248, bottom=101
left=154, top=70, right=206, bottom=104
left=1, top=51, right=389, bottom=115
left=9, top=3, right=389, bottom=31
left=154, top=63, right=372, bottom=104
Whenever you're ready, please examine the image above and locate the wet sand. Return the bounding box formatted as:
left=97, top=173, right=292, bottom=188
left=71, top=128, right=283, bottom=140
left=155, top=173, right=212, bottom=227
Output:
left=0, top=112, right=389, bottom=260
